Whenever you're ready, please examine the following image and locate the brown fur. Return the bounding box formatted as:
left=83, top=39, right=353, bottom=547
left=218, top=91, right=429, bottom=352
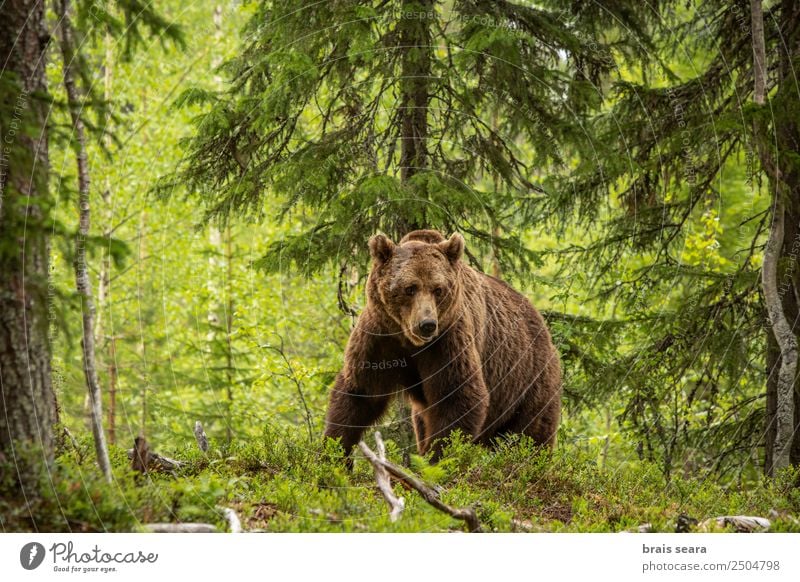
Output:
left=323, top=230, right=562, bottom=461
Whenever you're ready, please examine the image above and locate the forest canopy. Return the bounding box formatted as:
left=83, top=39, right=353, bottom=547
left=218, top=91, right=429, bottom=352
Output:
left=1, top=0, right=800, bottom=533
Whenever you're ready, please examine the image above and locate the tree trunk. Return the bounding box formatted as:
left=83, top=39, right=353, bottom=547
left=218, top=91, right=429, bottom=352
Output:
left=398, top=0, right=431, bottom=183
left=756, top=0, right=800, bottom=474
left=765, top=326, right=779, bottom=473
left=766, top=158, right=800, bottom=472
left=137, top=210, right=149, bottom=435
left=394, top=0, right=432, bottom=236
left=388, top=1, right=435, bottom=446
left=97, top=32, right=116, bottom=445
left=225, top=224, right=234, bottom=444
left=760, top=197, right=796, bottom=473
left=108, top=335, right=117, bottom=445
left=0, top=0, right=57, bottom=489
left=777, top=0, right=800, bottom=468
left=57, top=0, right=112, bottom=482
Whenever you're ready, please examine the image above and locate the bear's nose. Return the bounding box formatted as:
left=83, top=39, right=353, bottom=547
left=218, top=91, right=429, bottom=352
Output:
left=418, top=319, right=437, bottom=337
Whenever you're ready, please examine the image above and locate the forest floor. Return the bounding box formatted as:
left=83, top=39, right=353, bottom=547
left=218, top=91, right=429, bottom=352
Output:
left=3, top=429, right=799, bottom=533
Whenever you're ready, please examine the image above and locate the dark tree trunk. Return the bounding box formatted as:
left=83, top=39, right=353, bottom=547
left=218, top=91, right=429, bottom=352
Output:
left=0, top=0, right=56, bottom=486
left=398, top=0, right=432, bottom=183
left=762, top=0, right=800, bottom=474
left=765, top=327, right=778, bottom=473
left=778, top=0, right=800, bottom=468
left=389, top=0, right=435, bottom=449
left=773, top=178, right=800, bottom=469
left=394, top=0, right=433, bottom=237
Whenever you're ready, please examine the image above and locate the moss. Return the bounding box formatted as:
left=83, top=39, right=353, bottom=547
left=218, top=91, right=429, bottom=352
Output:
left=2, top=428, right=798, bottom=532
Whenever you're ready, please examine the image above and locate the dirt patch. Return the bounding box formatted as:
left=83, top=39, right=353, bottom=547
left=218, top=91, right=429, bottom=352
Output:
left=539, top=502, right=573, bottom=524
left=229, top=501, right=279, bottom=530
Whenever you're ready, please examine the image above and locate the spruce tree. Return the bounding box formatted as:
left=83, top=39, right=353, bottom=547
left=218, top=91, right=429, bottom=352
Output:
left=555, top=0, right=800, bottom=477
left=165, top=0, right=656, bottom=280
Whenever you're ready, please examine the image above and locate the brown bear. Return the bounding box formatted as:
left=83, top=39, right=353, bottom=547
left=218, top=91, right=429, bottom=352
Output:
left=323, top=230, right=561, bottom=462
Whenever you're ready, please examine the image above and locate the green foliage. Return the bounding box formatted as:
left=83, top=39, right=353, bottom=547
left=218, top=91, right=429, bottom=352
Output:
left=162, top=0, right=658, bottom=276
left=37, top=0, right=800, bottom=535
left=4, top=431, right=798, bottom=533
left=537, top=1, right=782, bottom=478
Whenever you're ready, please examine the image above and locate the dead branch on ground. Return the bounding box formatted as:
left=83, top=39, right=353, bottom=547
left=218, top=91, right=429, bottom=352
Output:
left=358, top=435, right=480, bottom=532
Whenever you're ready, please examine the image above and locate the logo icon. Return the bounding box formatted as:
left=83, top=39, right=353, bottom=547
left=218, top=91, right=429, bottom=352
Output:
left=20, top=542, right=45, bottom=570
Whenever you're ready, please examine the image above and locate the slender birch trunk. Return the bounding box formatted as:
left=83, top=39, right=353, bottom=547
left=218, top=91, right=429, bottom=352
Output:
left=57, top=0, right=112, bottom=481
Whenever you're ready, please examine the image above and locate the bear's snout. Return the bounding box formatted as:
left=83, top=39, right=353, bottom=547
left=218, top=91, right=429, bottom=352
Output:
left=418, top=318, right=438, bottom=338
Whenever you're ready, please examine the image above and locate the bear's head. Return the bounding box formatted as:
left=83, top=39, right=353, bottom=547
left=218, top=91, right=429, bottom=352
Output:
left=367, top=229, right=464, bottom=346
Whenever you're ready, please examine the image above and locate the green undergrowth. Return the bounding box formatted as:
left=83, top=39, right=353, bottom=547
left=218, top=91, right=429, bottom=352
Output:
left=2, top=428, right=799, bottom=533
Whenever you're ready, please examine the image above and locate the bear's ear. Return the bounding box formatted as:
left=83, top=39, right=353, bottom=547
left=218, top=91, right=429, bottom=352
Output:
left=369, top=233, right=395, bottom=264
left=439, top=233, right=464, bottom=264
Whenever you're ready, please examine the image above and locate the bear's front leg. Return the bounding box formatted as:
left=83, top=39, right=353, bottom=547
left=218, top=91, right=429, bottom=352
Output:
left=417, top=344, right=489, bottom=461
left=323, top=371, right=391, bottom=463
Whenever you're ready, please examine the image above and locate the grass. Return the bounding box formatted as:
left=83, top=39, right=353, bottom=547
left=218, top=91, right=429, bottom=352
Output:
left=2, top=427, right=799, bottom=533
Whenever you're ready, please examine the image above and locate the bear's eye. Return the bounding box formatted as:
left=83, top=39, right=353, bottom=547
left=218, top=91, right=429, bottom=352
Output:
left=433, top=287, right=443, bottom=297
left=404, top=285, right=417, bottom=296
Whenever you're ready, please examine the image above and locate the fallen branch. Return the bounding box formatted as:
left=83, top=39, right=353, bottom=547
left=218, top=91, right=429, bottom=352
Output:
left=358, top=437, right=480, bottom=532
left=144, top=523, right=217, bottom=533
left=624, top=515, right=772, bottom=533
left=221, top=507, right=242, bottom=533
left=698, top=515, right=771, bottom=533
left=62, top=426, right=80, bottom=454
left=359, top=432, right=405, bottom=522
left=127, top=437, right=184, bottom=474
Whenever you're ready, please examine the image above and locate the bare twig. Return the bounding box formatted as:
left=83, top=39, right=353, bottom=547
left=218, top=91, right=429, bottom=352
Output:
left=195, top=421, right=209, bottom=452
left=62, top=426, right=80, bottom=453
left=144, top=523, right=217, bottom=533
left=359, top=432, right=405, bottom=522
left=358, top=438, right=480, bottom=532
left=337, top=263, right=359, bottom=318
left=262, top=336, right=314, bottom=442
